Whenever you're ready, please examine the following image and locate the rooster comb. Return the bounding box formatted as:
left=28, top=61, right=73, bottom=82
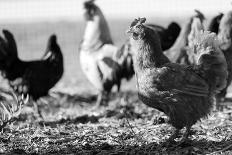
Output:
left=130, top=17, right=146, bottom=27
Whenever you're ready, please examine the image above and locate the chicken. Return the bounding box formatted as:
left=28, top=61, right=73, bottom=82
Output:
left=217, top=11, right=232, bottom=102
left=186, top=17, right=228, bottom=110
left=80, top=0, right=133, bottom=107
left=207, top=13, right=224, bottom=34
left=0, top=30, right=63, bottom=117
left=164, top=10, right=205, bottom=64
left=127, top=17, right=227, bottom=143
left=146, top=22, right=181, bottom=50
left=188, top=18, right=227, bottom=94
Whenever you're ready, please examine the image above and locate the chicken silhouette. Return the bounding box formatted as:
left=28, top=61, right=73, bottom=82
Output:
left=80, top=0, right=133, bottom=107
left=0, top=30, right=63, bottom=118
left=207, top=13, right=224, bottom=34
left=145, top=22, right=181, bottom=50
left=127, top=17, right=227, bottom=144
left=217, top=11, right=232, bottom=103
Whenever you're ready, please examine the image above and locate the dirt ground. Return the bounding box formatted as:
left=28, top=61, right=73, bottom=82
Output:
left=0, top=91, right=232, bottom=155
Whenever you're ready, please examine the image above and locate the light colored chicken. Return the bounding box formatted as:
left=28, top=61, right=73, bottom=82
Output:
left=216, top=10, right=232, bottom=102
left=164, top=10, right=205, bottom=64
left=187, top=17, right=228, bottom=95
left=79, top=0, right=133, bottom=107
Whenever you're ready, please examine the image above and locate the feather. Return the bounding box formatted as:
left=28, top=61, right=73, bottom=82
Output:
left=207, top=13, right=224, bottom=34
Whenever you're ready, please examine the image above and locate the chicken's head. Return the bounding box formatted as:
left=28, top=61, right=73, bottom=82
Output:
left=127, top=17, right=147, bottom=40
left=83, top=0, right=99, bottom=21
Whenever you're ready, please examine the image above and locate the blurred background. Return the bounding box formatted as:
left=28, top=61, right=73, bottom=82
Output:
left=0, top=0, right=230, bottom=94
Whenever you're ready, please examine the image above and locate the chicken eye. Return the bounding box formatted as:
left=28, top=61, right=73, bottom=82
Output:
left=133, top=32, right=139, bottom=38
left=208, top=51, right=214, bottom=55
left=136, top=25, right=142, bottom=29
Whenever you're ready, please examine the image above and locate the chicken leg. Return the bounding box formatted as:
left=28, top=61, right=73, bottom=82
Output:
left=167, top=128, right=180, bottom=143
left=33, top=102, right=43, bottom=119
left=172, top=126, right=191, bottom=147
left=93, top=91, right=109, bottom=108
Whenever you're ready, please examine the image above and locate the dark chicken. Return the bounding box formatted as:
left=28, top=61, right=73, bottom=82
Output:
left=0, top=30, right=63, bottom=117
left=146, top=22, right=181, bottom=50
left=207, top=13, right=224, bottom=34
left=127, top=18, right=227, bottom=143
left=80, top=0, right=133, bottom=107
left=114, top=40, right=134, bottom=81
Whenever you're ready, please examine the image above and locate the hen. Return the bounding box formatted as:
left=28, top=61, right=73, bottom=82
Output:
left=79, top=0, right=133, bottom=107
left=186, top=17, right=228, bottom=110
left=127, top=18, right=227, bottom=143
left=0, top=30, right=63, bottom=117
left=216, top=11, right=232, bottom=102
left=207, top=13, right=224, bottom=34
